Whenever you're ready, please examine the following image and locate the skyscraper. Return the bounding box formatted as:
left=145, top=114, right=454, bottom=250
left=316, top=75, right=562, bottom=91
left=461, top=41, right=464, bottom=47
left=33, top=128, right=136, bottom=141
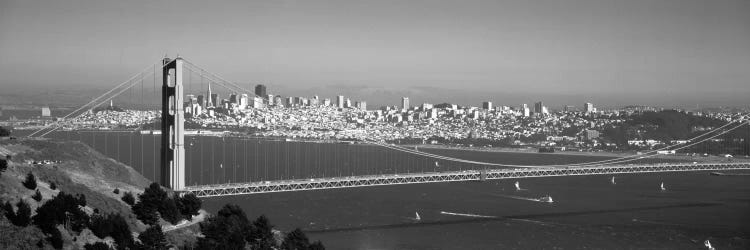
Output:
left=255, top=84, right=267, bottom=97
left=534, top=101, right=544, bottom=114
left=206, top=82, right=213, bottom=107
left=402, top=97, right=410, bottom=111
left=482, top=101, right=493, bottom=111
left=584, top=103, right=595, bottom=113
left=337, top=95, right=345, bottom=109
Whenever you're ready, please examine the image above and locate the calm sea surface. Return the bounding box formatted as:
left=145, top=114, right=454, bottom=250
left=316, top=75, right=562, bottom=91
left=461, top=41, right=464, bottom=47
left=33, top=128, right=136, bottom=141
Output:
left=47, top=131, right=750, bottom=249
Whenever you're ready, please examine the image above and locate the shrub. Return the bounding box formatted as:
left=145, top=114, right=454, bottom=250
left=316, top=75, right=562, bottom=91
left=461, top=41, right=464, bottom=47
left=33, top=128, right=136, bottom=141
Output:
left=132, top=183, right=167, bottom=225
left=32, top=189, right=42, bottom=202
left=49, top=181, right=57, bottom=190
left=22, top=172, right=37, bottom=190
left=113, top=188, right=120, bottom=194
left=84, top=242, right=113, bottom=250
left=121, top=192, right=135, bottom=206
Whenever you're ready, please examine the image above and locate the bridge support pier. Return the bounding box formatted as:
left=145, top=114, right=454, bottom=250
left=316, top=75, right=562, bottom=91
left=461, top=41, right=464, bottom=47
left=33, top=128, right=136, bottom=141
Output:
left=160, top=57, right=185, bottom=191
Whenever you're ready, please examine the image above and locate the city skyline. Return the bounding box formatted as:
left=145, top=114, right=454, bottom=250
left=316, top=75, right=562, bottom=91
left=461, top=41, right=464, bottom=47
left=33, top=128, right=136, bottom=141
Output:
left=1, top=0, right=749, bottom=108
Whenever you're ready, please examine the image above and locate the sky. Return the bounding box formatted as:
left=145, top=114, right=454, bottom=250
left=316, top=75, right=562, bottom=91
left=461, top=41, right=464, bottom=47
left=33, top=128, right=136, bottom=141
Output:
left=1, top=0, right=749, bottom=108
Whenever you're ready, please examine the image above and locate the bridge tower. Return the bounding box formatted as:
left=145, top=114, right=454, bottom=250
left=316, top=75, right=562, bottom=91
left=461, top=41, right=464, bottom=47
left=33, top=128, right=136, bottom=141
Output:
left=160, top=56, right=185, bottom=191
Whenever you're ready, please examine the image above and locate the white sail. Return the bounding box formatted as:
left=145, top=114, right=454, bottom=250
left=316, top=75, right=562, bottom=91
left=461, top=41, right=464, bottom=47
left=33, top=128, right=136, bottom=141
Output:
left=220, top=163, right=223, bottom=169
left=660, top=182, right=666, bottom=191
left=515, top=181, right=521, bottom=191
left=435, top=161, right=439, bottom=167
left=415, top=212, right=421, bottom=221
left=611, top=176, right=616, bottom=185
left=704, top=240, right=714, bottom=250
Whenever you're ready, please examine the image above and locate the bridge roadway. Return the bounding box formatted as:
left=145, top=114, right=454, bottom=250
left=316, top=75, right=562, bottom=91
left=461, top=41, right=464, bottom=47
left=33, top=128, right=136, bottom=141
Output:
left=184, top=162, right=750, bottom=197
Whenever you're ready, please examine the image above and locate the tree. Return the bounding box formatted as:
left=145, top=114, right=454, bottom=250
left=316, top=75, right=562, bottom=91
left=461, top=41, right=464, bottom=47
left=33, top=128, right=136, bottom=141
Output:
left=196, top=204, right=253, bottom=250
left=49, top=181, right=57, bottom=190
left=310, top=241, right=325, bottom=250
left=2, top=201, right=15, bottom=221
left=250, top=215, right=276, bottom=249
left=136, top=225, right=169, bottom=250
left=33, top=192, right=90, bottom=234
left=160, top=197, right=182, bottom=225
left=281, top=228, right=310, bottom=250
left=32, top=189, right=43, bottom=202
left=177, top=192, right=201, bottom=220
left=113, top=188, right=120, bottom=194
left=22, top=172, right=37, bottom=190
left=13, top=199, right=31, bottom=227
left=84, top=242, right=113, bottom=250
left=0, top=159, right=7, bottom=177
left=0, top=126, right=10, bottom=137
left=121, top=192, right=135, bottom=206
left=48, top=227, right=64, bottom=249
left=132, top=201, right=158, bottom=225
left=89, top=213, right=133, bottom=249
left=132, top=183, right=167, bottom=225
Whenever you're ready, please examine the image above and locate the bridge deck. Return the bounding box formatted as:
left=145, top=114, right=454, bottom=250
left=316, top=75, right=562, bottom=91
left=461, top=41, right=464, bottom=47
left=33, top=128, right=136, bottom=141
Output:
left=183, top=163, right=750, bottom=197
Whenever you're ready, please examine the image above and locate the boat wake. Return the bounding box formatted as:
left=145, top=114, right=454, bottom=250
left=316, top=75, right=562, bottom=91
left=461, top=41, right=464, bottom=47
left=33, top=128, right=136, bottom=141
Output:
left=496, top=194, right=553, bottom=203
left=440, top=211, right=497, bottom=218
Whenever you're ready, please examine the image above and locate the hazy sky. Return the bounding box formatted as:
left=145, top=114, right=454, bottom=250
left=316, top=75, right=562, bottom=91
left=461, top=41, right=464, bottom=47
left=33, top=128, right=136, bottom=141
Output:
left=1, top=0, right=749, bottom=108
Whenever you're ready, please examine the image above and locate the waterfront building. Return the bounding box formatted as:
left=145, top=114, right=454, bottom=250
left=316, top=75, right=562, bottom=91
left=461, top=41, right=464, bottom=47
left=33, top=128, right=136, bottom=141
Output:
left=41, top=106, right=51, bottom=117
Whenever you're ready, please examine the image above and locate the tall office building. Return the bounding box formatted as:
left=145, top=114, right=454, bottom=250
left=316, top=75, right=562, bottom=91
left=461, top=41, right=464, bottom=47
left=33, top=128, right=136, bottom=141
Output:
left=584, top=103, right=596, bottom=113
left=255, top=84, right=267, bottom=97
left=522, top=104, right=530, bottom=117
left=206, top=82, right=213, bottom=107
left=534, top=101, right=544, bottom=114
left=337, top=95, right=345, bottom=109
left=402, top=97, right=410, bottom=111
left=239, top=94, right=249, bottom=109
left=197, top=95, right=205, bottom=107
left=482, top=101, right=493, bottom=111
left=211, top=93, right=220, bottom=108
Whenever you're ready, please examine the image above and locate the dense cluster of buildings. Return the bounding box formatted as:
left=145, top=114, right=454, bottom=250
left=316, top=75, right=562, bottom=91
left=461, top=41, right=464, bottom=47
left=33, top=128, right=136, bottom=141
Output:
left=14, top=83, right=744, bottom=152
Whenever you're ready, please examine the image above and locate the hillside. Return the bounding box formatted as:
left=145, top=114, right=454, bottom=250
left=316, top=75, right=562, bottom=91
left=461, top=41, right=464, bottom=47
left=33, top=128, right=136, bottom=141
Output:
left=0, top=137, right=152, bottom=249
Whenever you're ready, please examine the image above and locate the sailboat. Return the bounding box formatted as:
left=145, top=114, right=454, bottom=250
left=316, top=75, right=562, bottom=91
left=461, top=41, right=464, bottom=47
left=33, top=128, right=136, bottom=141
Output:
left=704, top=239, right=714, bottom=250
left=611, top=176, right=616, bottom=185
left=660, top=182, right=666, bottom=191
left=414, top=212, right=421, bottom=221
left=219, top=163, right=223, bottom=169
left=435, top=161, right=439, bottom=167
left=514, top=181, right=521, bottom=191
left=539, top=195, right=554, bottom=203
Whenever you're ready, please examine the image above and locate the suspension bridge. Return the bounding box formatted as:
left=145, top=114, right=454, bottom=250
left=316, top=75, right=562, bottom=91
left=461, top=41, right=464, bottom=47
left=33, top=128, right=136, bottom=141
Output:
left=26, top=56, right=750, bottom=197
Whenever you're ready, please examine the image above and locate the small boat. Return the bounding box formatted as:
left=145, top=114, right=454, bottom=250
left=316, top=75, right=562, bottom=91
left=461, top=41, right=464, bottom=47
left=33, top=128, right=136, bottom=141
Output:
left=611, top=176, right=616, bottom=185
left=539, top=195, right=553, bottom=203
left=660, top=182, right=666, bottom=191
left=415, top=212, right=421, bottom=221
left=435, top=161, right=439, bottom=167
left=704, top=239, right=714, bottom=250
left=219, top=163, right=223, bottom=169
left=514, top=181, right=521, bottom=191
